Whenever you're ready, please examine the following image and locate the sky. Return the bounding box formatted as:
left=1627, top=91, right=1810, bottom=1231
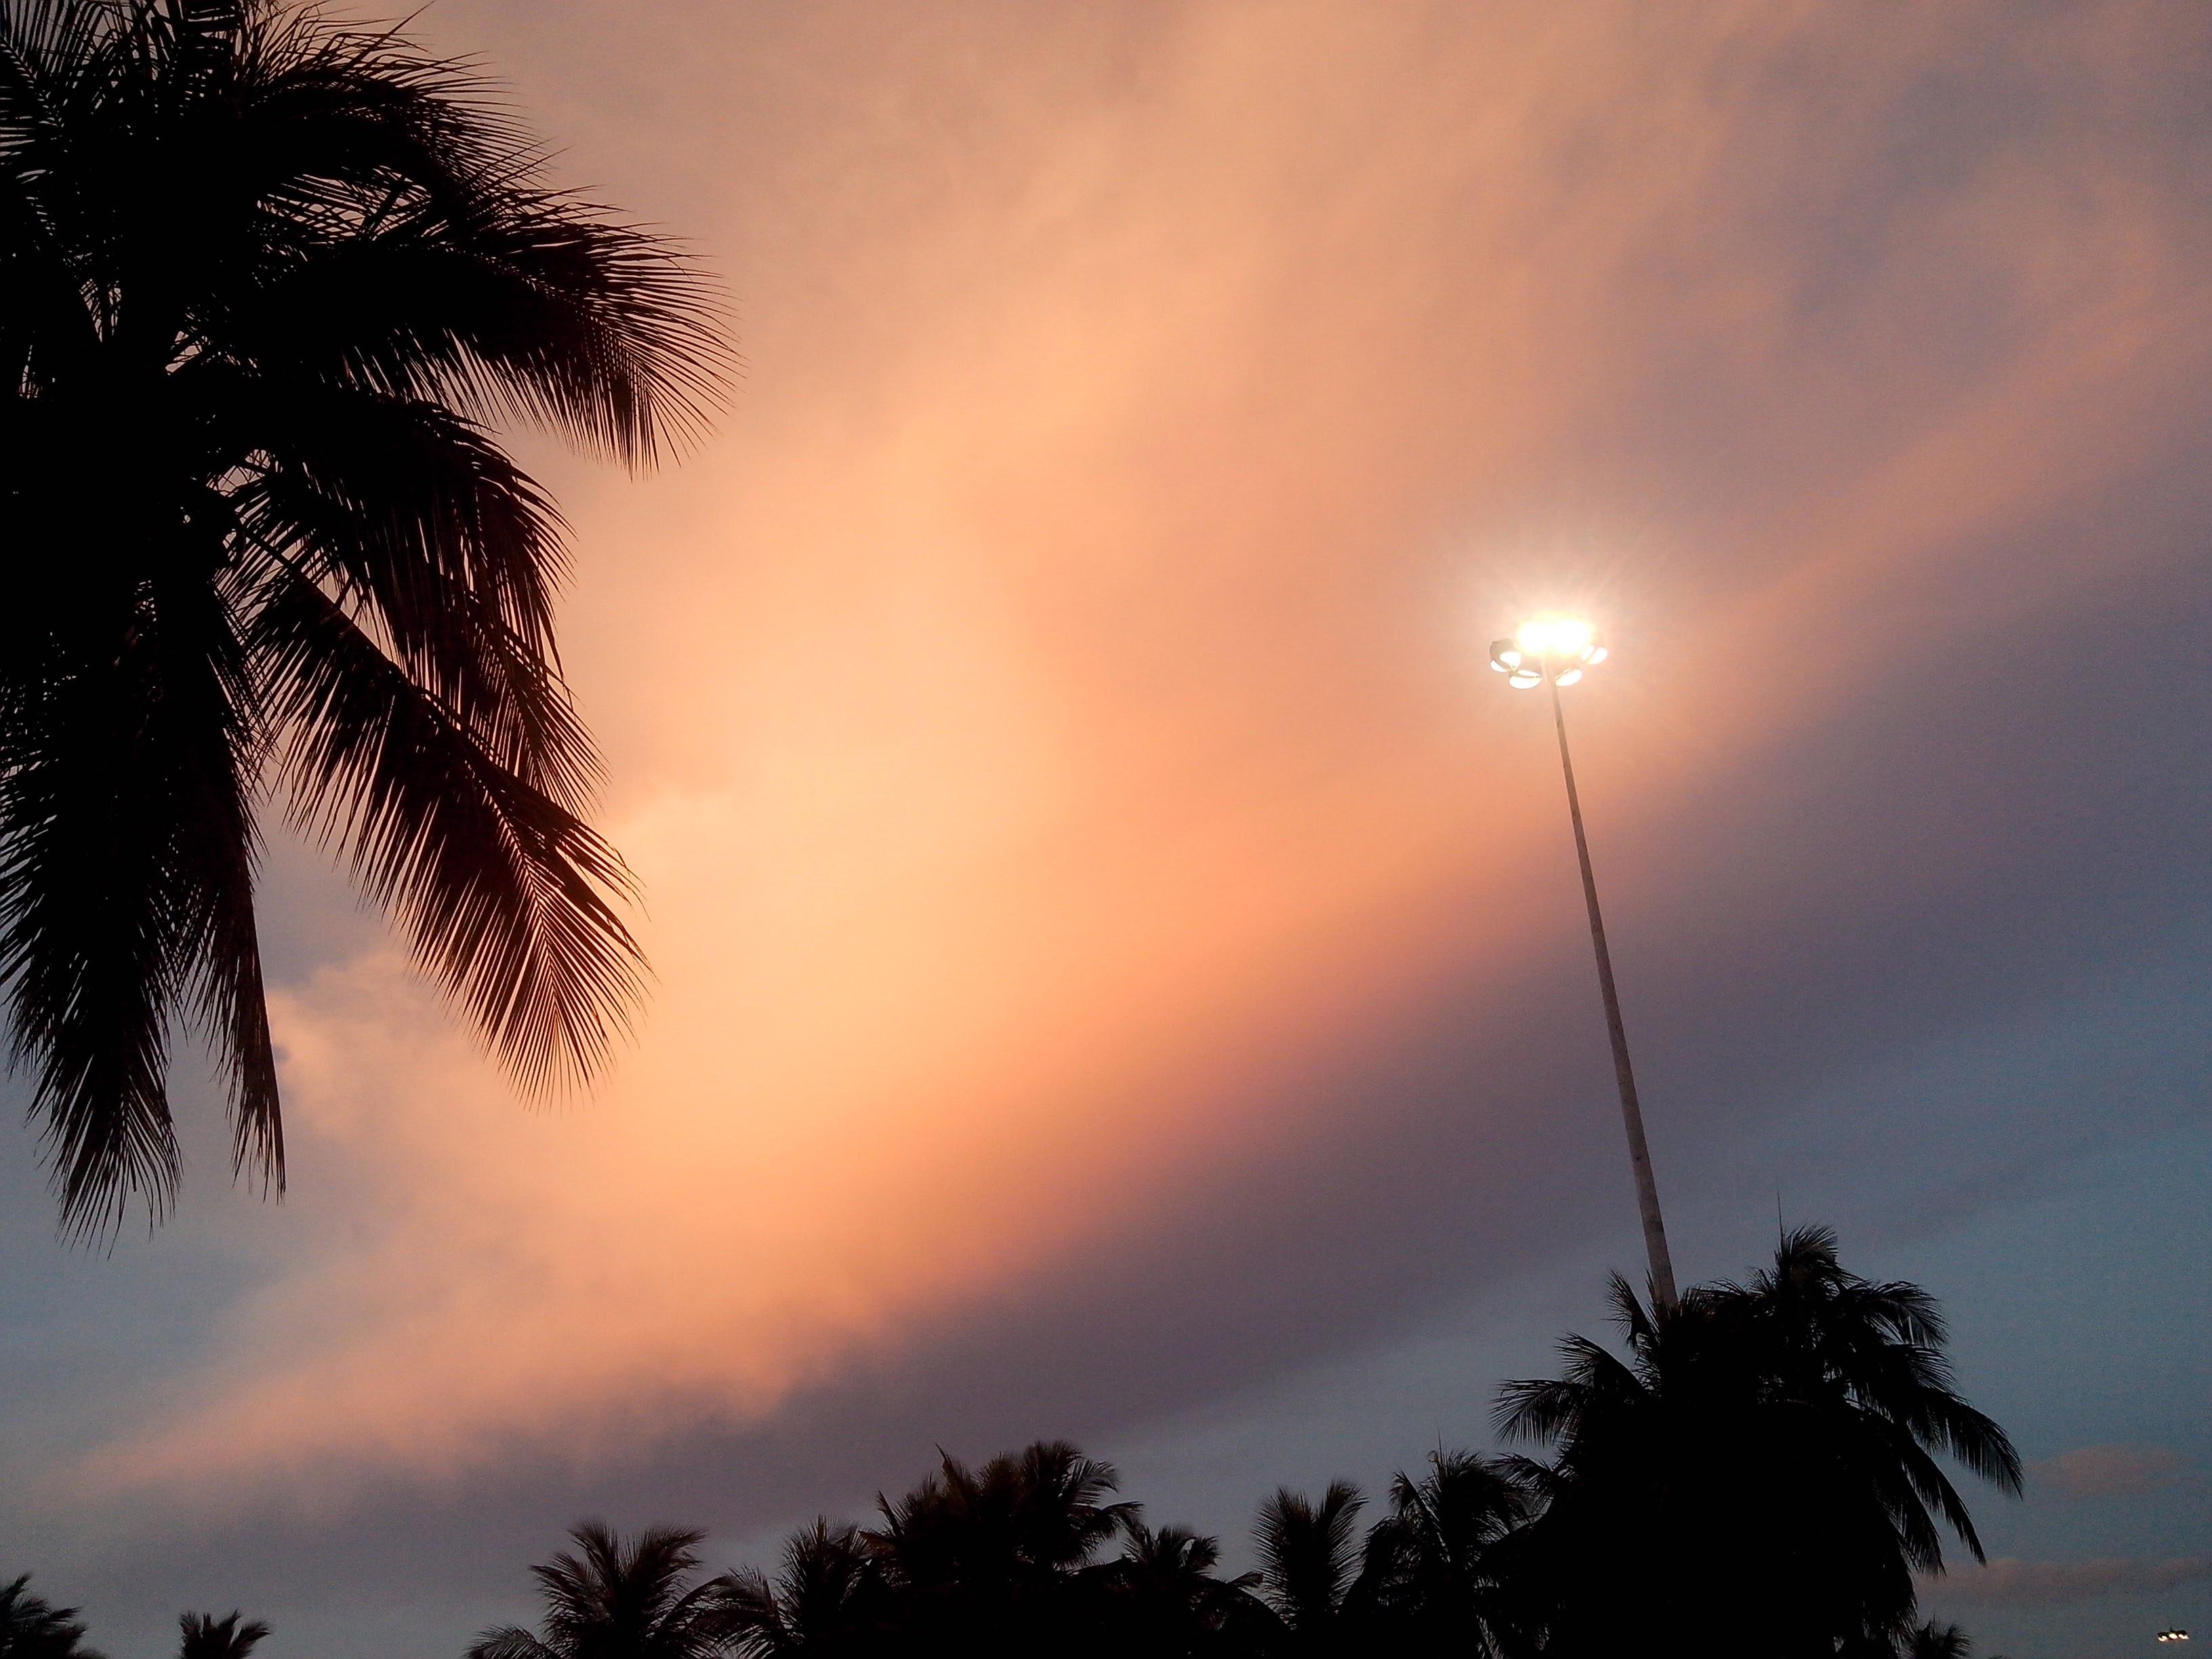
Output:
left=4, top=3, right=2211, bottom=1657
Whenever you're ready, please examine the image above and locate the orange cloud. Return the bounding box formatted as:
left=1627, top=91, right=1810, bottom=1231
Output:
left=62, top=0, right=2212, bottom=1506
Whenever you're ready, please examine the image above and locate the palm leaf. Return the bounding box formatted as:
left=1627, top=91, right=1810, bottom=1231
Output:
left=254, top=568, right=642, bottom=1091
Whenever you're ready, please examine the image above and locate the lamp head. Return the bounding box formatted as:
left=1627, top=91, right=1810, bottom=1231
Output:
left=1491, top=617, right=1605, bottom=689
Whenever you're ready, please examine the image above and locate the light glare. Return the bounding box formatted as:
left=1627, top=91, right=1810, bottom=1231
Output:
left=1515, top=615, right=1594, bottom=659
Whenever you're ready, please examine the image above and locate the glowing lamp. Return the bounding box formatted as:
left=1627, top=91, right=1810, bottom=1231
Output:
left=1489, top=618, right=1604, bottom=689
left=2156, top=1633, right=2189, bottom=1645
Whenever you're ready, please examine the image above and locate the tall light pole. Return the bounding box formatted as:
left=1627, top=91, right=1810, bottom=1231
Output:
left=1490, top=617, right=1679, bottom=1314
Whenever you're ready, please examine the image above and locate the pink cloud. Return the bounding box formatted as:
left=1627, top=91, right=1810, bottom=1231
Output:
left=2031, top=1443, right=2188, bottom=1500
left=44, top=0, right=2212, bottom=1511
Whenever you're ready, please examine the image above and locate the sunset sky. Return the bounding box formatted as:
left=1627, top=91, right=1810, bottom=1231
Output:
left=5, top=5, right=2210, bottom=1658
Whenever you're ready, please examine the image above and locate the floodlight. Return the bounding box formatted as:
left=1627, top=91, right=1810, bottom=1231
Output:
left=1489, top=618, right=1604, bottom=687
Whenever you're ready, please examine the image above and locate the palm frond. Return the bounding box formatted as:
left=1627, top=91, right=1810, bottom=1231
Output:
left=0, top=592, right=244, bottom=1235
left=463, top=1626, right=558, bottom=1659
left=0, top=1572, right=108, bottom=1659
left=177, top=1610, right=272, bottom=1659
left=255, top=567, right=642, bottom=1090
left=1253, top=1480, right=1365, bottom=1630
left=1, top=0, right=724, bottom=1228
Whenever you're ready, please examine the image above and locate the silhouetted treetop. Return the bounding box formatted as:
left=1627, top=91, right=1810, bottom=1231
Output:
left=0, top=0, right=729, bottom=1236
left=0, top=1576, right=106, bottom=1659
left=176, top=1612, right=269, bottom=1659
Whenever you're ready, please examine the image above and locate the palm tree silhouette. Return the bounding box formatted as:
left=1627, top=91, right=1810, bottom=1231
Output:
left=0, top=1576, right=106, bottom=1659
left=1250, top=1480, right=1380, bottom=1653
left=1101, top=1519, right=1267, bottom=1655
left=1497, top=1226, right=2021, bottom=1656
left=0, top=0, right=724, bottom=1235
left=861, top=1441, right=1134, bottom=1650
left=1361, top=1452, right=1532, bottom=1657
left=468, top=1524, right=726, bottom=1659
left=733, top=1448, right=1273, bottom=1655
left=1899, top=1620, right=1974, bottom=1659
left=176, top=1613, right=268, bottom=1659
left=715, top=1521, right=886, bottom=1658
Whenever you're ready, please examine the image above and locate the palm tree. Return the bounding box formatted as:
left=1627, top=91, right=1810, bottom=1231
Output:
left=176, top=1614, right=268, bottom=1659
left=1101, top=1519, right=1267, bottom=1656
left=1361, top=1452, right=1531, bottom=1657
left=861, top=1441, right=1134, bottom=1652
left=714, top=1521, right=884, bottom=1658
left=1250, top=1480, right=1380, bottom=1654
left=1496, top=1227, right=2021, bottom=1657
left=0, top=1576, right=105, bottom=1659
left=0, top=0, right=724, bottom=1235
left=467, top=1523, right=726, bottom=1659
left=1902, top=1620, right=1973, bottom=1659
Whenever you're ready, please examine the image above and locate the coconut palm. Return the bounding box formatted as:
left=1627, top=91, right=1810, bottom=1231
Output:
left=1250, top=1480, right=1381, bottom=1654
left=0, top=0, right=724, bottom=1235
left=0, top=1576, right=105, bottom=1659
left=714, top=1521, right=884, bottom=1658
left=861, top=1441, right=1134, bottom=1652
left=176, top=1614, right=268, bottom=1659
left=1100, top=1519, right=1267, bottom=1656
left=1361, top=1452, right=1532, bottom=1656
left=467, top=1524, right=726, bottom=1659
left=1901, top=1618, right=1973, bottom=1659
left=1496, top=1227, right=2020, bottom=1657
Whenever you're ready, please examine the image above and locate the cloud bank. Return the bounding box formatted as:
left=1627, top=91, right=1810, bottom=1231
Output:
left=56, top=0, right=2212, bottom=1507
left=1932, top=1557, right=2212, bottom=1609
left=6, top=20, right=2209, bottom=1659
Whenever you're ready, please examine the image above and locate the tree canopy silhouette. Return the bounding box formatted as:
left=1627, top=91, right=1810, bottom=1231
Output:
left=1902, top=1620, right=1975, bottom=1659
left=1361, top=1452, right=1532, bottom=1658
left=175, top=1612, right=268, bottom=1659
left=1250, top=1479, right=1374, bottom=1652
left=1496, top=1225, right=2021, bottom=1656
left=0, top=1575, right=105, bottom=1659
left=714, top=1519, right=888, bottom=1658
left=0, top=0, right=724, bottom=1236
left=859, top=1441, right=1136, bottom=1652
left=1, top=1233, right=2007, bottom=1659
left=467, top=1523, right=727, bottom=1659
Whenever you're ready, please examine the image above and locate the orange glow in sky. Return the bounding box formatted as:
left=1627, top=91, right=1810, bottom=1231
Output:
left=58, top=0, right=2212, bottom=1511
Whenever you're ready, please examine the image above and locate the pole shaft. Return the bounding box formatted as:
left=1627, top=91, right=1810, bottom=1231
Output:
left=1547, top=670, right=1679, bottom=1313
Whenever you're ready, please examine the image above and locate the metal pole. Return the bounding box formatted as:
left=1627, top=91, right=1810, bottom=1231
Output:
left=1547, top=666, right=1679, bottom=1314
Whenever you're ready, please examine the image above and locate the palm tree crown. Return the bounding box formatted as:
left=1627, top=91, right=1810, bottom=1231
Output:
left=1496, top=1225, right=2021, bottom=1656
left=1363, top=1452, right=1532, bottom=1657
left=1103, top=1519, right=1265, bottom=1655
left=176, top=1612, right=268, bottom=1659
left=714, top=1521, right=884, bottom=1658
left=1250, top=1479, right=1371, bottom=1650
left=468, top=1523, right=726, bottom=1659
left=865, top=1442, right=1131, bottom=1593
left=0, top=1575, right=106, bottom=1659
left=0, top=0, right=724, bottom=1235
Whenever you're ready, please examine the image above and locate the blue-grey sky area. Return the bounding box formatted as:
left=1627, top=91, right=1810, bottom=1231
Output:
left=4, top=6, right=2209, bottom=1659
